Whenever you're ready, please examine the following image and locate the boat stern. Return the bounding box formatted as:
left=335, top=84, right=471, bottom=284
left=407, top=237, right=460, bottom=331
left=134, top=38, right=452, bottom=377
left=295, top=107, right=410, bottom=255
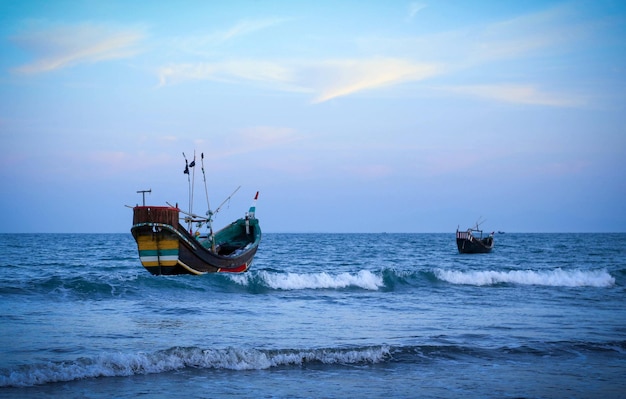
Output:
left=131, top=206, right=183, bottom=275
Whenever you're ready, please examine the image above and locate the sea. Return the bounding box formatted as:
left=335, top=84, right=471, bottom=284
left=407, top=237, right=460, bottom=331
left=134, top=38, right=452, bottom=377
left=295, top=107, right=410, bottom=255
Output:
left=0, top=232, right=624, bottom=398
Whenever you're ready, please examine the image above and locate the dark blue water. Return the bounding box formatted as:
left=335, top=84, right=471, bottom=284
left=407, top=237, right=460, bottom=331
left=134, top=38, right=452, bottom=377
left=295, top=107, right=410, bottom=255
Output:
left=1, top=233, right=625, bottom=398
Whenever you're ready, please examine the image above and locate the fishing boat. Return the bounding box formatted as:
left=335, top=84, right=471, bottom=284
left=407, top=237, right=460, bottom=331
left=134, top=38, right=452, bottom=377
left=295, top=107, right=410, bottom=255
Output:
left=456, top=222, right=494, bottom=254
left=130, top=152, right=261, bottom=275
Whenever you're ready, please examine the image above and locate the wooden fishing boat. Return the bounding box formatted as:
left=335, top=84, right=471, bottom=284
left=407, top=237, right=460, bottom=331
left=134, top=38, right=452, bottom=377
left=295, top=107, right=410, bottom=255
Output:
left=130, top=152, right=261, bottom=275
left=456, top=224, right=494, bottom=254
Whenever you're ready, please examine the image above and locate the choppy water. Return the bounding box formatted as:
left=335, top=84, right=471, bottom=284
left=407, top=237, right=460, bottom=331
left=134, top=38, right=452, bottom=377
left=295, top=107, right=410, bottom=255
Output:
left=0, top=233, right=625, bottom=398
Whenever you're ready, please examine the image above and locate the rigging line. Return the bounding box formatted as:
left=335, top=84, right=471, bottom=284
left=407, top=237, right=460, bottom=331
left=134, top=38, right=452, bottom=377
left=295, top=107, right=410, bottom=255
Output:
left=214, top=186, right=241, bottom=216
left=201, top=152, right=212, bottom=216
left=200, top=152, right=216, bottom=252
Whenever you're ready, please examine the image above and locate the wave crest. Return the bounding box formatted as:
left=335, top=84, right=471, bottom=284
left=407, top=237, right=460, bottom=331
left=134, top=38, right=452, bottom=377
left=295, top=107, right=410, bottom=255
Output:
left=3, top=341, right=624, bottom=387
left=0, top=346, right=391, bottom=387
left=229, top=270, right=384, bottom=290
left=434, top=268, right=615, bottom=287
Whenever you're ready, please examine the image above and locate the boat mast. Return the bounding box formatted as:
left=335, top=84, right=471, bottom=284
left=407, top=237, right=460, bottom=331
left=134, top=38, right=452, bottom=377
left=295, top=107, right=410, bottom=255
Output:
left=183, top=152, right=191, bottom=232
left=191, top=150, right=196, bottom=218
left=182, top=152, right=197, bottom=233
left=474, top=216, right=486, bottom=230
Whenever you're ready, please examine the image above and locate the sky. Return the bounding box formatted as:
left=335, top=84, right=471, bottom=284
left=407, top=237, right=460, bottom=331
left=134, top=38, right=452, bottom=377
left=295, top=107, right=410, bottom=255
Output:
left=1, top=0, right=625, bottom=233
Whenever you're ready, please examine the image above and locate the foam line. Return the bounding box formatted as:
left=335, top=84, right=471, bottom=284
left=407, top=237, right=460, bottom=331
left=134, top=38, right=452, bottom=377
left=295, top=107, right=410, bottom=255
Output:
left=434, top=268, right=615, bottom=287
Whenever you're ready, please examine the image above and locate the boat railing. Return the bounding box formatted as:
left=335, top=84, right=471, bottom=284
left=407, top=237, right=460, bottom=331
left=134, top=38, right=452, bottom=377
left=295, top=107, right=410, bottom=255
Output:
left=456, top=230, right=471, bottom=240
left=133, top=206, right=179, bottom=227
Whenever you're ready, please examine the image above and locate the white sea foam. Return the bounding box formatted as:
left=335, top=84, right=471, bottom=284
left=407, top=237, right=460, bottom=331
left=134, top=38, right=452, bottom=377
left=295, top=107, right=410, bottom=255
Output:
left=0, top=346, right=391, bottom=387
left=434, top=268, right=615, bottom=287
left=230, top=270, right=384, bottom=290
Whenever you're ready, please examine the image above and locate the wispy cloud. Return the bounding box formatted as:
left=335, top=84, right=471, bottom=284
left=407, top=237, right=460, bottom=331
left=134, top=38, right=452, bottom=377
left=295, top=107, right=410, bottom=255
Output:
left=468, top=5, right=579, bottom=64
left=158, top=58, right=441, bottom=103
left=408, top=2, right=428, bottom=21
left=220, top=18, right=288, bottom=41
left=11, top=22, right=145, bottom=74
left=171, top=18, right=289, bottom=57
left=154, top=4, right=593, bottom=106
left=157, top=60, right=302, bottom=91
left=441, top=84, right=585, bottom=107
left=308, top=58, right=440, bottom=103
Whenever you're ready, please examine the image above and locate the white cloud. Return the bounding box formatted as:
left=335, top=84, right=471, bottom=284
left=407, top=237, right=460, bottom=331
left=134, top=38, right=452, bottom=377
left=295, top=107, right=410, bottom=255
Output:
left=308, top=58, right=441, bottom=103
left=152, top=5, right=588, bottom=106
left=158, top=58, right=441, bottom=103
left=157, top=60, right=300, bottom=91
left=11, top=23, right=145, bottom=74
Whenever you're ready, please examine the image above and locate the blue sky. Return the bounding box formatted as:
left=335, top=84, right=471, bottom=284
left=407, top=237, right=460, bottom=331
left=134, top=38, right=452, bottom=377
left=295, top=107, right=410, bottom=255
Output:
left=1, top=0, right=625, bottom=233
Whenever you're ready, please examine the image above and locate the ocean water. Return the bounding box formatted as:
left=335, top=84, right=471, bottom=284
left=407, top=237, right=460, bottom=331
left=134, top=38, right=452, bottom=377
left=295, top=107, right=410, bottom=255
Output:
left=0, top=232, right=624, bottom=398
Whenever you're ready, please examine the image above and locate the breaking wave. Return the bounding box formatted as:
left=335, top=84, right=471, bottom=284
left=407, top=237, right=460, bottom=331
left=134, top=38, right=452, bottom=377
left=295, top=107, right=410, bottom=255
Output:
left=3, top=268, right=616, bottom=299
left=0, top=346, right=391, bottom=387
left=228, top=268, right=616, bottom=291
left=3, top=341, right=624, bottom=387
left=228, top=270, right=384, bottom=290
left=434, top=268, right=615, bottom=287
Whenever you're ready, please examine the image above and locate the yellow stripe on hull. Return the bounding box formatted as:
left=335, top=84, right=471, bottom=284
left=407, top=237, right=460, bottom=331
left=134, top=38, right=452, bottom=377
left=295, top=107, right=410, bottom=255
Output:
left=136, top=235, right=179, bottom=251
left=178, top=260, right=207, bottom=275
left=140, top=256, right=179, bottom=267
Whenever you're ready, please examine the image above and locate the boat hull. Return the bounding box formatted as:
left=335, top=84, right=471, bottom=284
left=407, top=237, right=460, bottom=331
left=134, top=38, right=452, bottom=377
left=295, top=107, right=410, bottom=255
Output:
left=456, top=230, right=494, bottom=254
left=131, top=206, right=261, bottom=275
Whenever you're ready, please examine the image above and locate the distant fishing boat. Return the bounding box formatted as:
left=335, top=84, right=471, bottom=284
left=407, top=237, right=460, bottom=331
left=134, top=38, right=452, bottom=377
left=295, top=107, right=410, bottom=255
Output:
left=130, top=152, right=261, bottom=275
left=456, top=221, right=494, bottom=254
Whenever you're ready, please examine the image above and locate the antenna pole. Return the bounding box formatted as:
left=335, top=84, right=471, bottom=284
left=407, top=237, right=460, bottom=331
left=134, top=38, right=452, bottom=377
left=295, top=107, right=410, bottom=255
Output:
left=136, top=189, right=151, bottom=206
